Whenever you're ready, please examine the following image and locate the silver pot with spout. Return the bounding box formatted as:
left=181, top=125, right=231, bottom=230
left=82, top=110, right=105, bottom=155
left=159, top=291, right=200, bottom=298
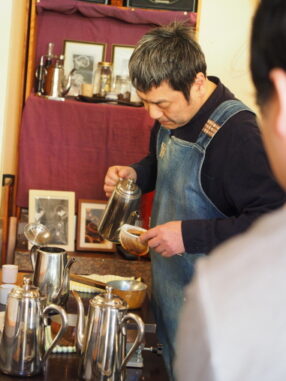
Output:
left=73, top=286, right=145, bottom=381
left=0, top=277, right=68, bottom=377
left=31, top=246, right=75, bottom=307
left=98, top=178, right=142, bottom=243
left=44, top=55, right=75, bottom=100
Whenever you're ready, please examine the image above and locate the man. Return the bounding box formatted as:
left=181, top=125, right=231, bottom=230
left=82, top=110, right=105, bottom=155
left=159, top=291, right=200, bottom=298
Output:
left=175, top=1, right=286, bottom=380
left=103, top=22, right=285, bottom=380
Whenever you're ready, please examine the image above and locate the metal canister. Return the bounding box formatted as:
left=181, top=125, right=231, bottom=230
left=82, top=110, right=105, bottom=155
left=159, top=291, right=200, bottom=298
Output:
left=98, top=178, right=142, bottom=243
left=92, top=61, right=112, bottom=97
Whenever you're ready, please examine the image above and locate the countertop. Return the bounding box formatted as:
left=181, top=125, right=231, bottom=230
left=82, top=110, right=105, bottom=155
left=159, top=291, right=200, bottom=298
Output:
left=0, top=352, right=167, bottom=381
left=14, top=249, right=153, bottom=296
left=0, top=269, right=168, bottom=381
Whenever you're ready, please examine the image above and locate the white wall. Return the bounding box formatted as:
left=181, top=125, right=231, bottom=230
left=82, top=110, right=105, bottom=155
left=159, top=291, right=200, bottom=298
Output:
left=198, top=0, right=258, bottom=112
left=0, top=0, right=28, bottom=212
left=0, top=2, right=14, bottom=187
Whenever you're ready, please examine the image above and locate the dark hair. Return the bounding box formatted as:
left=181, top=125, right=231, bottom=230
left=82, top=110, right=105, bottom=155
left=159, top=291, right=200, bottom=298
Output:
left=250, top=0, right=286, bottom=106
left=129, top=22, right=207, bottom=101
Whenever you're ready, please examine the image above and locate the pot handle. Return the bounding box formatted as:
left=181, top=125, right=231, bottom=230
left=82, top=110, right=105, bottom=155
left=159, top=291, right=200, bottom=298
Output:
left=55, top=256, right=76, bottom=301
left=42, top=303, right=68, bottom=361
left=120, top=312, right=145, bottom=369
left=30, top=245, right=38, bottom=271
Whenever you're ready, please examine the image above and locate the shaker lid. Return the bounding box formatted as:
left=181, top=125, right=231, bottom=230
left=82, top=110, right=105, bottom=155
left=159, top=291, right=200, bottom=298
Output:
left=90, top=286, right=127, bottom=310
left=116, top=178, right=141, bottom=197
left=10, top=277, right=40, bottom=299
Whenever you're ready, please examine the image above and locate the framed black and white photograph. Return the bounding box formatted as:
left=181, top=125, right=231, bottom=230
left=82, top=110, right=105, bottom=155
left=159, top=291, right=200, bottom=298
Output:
left=111, top=44, right=135, bottom=77
left=28, top=190, right=75, bottom=251
left=76, top=199, right=115, bottom=252
left=64, top=40, right=106, bottom=96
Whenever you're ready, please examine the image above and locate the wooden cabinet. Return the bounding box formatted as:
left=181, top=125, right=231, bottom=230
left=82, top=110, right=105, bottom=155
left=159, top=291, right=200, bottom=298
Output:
left=16, top=0, right=196, bottom=209
left=2, top=0, right=197, bottom=262
left=25, top=0, right=196, bottom=99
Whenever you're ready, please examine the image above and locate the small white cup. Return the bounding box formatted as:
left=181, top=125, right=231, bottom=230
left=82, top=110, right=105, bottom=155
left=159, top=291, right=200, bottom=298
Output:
left=2, top=264, right=18, bottom=284
left=0, top=284, right=15, bottom=305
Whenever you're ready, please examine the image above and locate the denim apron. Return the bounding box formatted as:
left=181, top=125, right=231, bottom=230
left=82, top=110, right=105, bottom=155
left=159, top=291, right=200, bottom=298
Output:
left=150, top=100, right=253, bottom=380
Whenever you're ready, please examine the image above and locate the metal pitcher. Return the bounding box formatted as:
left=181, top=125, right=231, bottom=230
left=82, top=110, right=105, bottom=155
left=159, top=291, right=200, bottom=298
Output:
left=44, top=55, right=75, bottom=99
left=73, top=286, right=145, bottom=381
left=98, top=178, right=142, bottom=243
left=31, top=246, right=75, bottom=306
left=0, top=277, right=68, bottom=377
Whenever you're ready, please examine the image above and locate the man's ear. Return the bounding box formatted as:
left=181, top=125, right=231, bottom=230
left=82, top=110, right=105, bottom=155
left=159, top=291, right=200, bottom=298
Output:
left=193, top=72, right=206, bottom=96
left=269, top=68, right=286, bottom=137
left=194, top=72, right=205, bottom=85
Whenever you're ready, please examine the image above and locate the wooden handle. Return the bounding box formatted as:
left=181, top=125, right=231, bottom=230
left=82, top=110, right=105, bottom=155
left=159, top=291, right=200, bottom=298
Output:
left=70, top=274, right=106, bottom=289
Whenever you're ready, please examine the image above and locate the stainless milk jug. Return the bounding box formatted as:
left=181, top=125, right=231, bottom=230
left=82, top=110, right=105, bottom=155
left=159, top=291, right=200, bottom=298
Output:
left=31, top=246, right=75, bottom=306
left=0, top=277, right=68, bottom=376
left=98, top=178, right=142, bottom=242
left=73, top=286, right=145, bottom=381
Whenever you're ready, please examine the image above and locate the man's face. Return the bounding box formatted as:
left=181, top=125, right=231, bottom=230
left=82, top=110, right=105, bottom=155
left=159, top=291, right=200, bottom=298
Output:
left=259, top=69, right=286, bottom=190
left=137, top=81, right=202, bottom=129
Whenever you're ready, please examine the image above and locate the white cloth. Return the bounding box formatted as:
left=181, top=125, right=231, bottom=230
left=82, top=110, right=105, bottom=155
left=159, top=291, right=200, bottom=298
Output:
left=70, top=273, right=134, bottom=293
left=175, top=205, right=286, bottom=381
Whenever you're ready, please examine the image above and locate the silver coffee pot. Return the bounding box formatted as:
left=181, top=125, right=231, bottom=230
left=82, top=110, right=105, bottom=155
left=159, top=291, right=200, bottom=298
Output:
left=31, top=245, right=75, bottom=306
left=73, top=286, right=145, bottom=381
left=0, top=277, right=68, bottom=377
left=98, top=178, right=142, bottom=242
left=44, top=55, right=75, bottom=100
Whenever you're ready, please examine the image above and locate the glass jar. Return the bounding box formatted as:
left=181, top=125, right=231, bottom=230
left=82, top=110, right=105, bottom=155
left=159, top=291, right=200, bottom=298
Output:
left=93, top=62, right=112, bottom=97
left=114, top=75, right=131, bottom=101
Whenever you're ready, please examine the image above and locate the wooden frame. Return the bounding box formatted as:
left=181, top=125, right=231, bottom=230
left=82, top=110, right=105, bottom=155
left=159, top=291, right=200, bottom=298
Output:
left=76, top=199, right=115, bottom=252
left=111, top=44, right=135, bottom=77
left=63, top=40, right=106, bottom=96
left=28, top=190, right=75, bottom=251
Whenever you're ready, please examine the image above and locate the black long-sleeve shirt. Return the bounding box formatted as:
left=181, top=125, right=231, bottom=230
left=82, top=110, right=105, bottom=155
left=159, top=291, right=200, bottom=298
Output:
left=132, top=77, right=286, bottom=254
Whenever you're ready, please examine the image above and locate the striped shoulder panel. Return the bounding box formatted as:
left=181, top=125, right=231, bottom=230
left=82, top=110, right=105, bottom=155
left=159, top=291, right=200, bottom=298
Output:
left=202, top=119, right=221, bottom=137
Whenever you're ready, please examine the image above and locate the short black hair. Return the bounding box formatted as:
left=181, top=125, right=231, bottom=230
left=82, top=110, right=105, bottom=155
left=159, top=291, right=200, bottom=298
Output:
left=129, top=22, right=207, bottom=101
left=250, top=0, right=286, bottom=106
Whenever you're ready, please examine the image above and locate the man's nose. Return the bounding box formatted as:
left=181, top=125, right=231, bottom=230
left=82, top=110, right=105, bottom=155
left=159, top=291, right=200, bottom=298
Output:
left=146, top=104, right=163, bottom=119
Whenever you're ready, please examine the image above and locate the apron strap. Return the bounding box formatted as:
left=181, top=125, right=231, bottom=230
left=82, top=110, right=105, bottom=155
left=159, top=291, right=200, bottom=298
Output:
left=196, top=99, right=254, bottom=149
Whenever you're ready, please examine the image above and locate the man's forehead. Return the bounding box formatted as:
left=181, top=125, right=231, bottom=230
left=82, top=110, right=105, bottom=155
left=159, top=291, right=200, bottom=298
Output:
left=137, top=83, right=180, bottom=103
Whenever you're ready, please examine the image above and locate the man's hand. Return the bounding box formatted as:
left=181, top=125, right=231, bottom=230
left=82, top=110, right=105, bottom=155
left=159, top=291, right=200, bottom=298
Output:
left=140, top=221, right=185, bottom=257
left=104, top=166, right=137, bottom=198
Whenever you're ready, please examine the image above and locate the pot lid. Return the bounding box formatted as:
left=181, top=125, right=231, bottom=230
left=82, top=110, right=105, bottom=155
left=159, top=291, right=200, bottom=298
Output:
left=116, top=178, right=141, bottom=197
left=10, top=277, right=40, bottom=299
left=90, top=286, right=127, bottom=310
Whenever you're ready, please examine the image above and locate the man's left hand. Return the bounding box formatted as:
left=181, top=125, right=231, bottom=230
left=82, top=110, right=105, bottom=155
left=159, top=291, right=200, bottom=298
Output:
left=140, top=221, right=185, bottom=257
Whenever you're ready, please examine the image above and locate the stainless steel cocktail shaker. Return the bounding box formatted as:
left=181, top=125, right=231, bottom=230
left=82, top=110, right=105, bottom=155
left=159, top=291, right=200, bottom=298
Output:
left=98, top=178, right=142, bottom=242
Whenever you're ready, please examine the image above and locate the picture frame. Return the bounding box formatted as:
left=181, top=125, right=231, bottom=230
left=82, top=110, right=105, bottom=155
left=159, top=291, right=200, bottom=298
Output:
left=76, top=199, right=116, bottom=252
left=64, top=40, right=106, bottom=96
left=111, top=44, right=135, bottom=77
left=28, top=190, right=75, bottom=251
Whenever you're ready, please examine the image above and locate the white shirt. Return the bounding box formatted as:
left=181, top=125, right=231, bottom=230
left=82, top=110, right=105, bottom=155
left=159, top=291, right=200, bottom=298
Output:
left=175, top=205, right=286, bottom=381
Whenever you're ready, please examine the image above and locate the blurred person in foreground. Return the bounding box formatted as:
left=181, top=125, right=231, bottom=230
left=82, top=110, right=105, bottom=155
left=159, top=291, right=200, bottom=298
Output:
left=103, top=22, right=285, bottom=380
left=175, top=1, right=286, bottom=380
